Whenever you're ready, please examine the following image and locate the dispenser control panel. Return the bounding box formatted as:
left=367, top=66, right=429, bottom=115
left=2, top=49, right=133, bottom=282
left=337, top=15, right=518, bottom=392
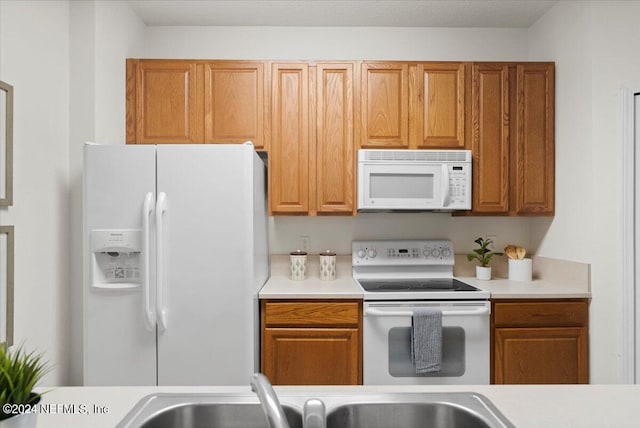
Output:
left=90, top=229, right=142, bottom=288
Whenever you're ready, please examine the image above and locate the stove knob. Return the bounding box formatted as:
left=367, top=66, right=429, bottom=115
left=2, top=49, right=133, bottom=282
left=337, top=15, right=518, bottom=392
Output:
left=441, top=247, right=452, bottom=258
left=367, top=248, right=377, bottom=258
left=357, top=249, right=366, bottom=258
left=423, top=248, right=431, bottom=257
left=431, top=248, right=441, bottom=258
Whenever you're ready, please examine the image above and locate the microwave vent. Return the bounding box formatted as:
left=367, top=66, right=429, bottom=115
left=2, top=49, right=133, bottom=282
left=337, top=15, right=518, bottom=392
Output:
left=363, top=150, right=470, bottom=163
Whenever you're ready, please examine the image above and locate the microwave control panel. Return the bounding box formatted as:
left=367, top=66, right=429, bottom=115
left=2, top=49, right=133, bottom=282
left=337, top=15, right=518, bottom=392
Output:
left=447, top=164, right=471, bottom=209
left=352, top=240, right=455, bottom=266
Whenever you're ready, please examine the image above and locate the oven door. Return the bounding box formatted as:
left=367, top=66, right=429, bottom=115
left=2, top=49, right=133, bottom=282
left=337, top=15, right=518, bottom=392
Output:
left=363, top=300, right=490, bottom=385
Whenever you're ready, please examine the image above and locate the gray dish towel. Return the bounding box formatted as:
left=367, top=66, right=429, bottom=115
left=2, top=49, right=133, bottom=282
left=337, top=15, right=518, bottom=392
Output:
left=411, top=308, right=443, bottom=374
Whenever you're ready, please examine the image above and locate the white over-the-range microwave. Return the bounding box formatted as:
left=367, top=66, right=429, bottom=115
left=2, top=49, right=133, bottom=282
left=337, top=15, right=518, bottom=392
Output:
left=357, top=149, right=472, bottom=212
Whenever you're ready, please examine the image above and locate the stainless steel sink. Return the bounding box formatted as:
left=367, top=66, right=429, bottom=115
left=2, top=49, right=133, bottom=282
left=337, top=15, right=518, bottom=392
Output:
left=116, top=394, right=303, bottom=428
left=327, top=398, right=500, bottom=428
left=117, top=392, right=514, bottom=428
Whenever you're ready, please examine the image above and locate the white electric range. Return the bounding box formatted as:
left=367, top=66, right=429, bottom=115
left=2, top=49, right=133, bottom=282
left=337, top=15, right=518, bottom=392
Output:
left=352, top=240, right=490, bottom=385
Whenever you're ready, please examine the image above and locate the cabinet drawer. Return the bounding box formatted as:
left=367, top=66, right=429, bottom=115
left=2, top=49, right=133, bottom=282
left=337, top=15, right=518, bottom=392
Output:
left=493, top=299, right=588, bottom=328
left=263, top=301, right=360, bottom=327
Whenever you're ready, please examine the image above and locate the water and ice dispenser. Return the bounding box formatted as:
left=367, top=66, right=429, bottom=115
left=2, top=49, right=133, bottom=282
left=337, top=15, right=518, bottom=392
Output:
left=90, top=230, right=142, bottom=289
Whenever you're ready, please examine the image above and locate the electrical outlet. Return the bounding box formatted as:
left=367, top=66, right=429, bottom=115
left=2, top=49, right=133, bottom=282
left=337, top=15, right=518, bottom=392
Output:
left=300, top=236, right=310, bottom=251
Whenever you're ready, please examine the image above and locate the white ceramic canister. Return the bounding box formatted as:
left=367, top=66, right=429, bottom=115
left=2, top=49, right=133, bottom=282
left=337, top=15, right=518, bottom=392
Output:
left=319, top=250, right=337, bottom=281
left=289, top=250, right=307, bottom=281
left=508, top=258, right=533, bottom=282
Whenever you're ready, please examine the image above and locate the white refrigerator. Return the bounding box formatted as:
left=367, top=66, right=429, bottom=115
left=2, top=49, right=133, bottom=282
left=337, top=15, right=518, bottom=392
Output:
left=83, top=143, right=269, bottom=386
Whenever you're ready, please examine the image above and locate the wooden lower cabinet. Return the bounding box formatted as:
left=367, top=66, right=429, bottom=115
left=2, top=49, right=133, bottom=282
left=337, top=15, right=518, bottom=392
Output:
left=492, top=299, right=589, bottom=384
left=261, top=300, right=362, bottom=385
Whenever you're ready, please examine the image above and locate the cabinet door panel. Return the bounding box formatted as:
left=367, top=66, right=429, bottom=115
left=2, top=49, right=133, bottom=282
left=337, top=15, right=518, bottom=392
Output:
left=262, top=328, right=360, bottom=385
left=472, top=64, right=510, bottom=213
left=494, top=327, right=588, bottom=384
left=270, top=64, right=309, bottom=213
left=316, top=63, right=355, bottom=214
left=360, top=63, right=409, bottom=148
left=416, top=63, right=465, bottom=148
left=515, top=63, right=555, bottom=215
left=203, top=62, right=267, bottom=149
left=134, top=60, right=202, bottom=144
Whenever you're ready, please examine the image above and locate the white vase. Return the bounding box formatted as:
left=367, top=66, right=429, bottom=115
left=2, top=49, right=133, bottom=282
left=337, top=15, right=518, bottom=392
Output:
left=0, top=412, right=37, bottom=428
left=508, top=258, right=533, bottom=282
left=476, top=266, right=492, bottom=280
left=0, top=394, right=40, bottom=428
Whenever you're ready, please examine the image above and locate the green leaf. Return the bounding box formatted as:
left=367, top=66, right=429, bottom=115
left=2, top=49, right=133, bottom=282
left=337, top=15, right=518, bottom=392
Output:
left=0, top=344, right=49, bottom=420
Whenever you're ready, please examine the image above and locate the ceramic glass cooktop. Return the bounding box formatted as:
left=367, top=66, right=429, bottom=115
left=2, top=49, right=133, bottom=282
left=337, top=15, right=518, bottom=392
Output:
left=358, top=278, right=481, bottom=293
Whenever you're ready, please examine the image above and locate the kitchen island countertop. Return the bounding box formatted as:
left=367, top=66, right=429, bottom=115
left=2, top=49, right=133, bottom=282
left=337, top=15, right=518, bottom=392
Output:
left=31, top=384, right=640, bottom=427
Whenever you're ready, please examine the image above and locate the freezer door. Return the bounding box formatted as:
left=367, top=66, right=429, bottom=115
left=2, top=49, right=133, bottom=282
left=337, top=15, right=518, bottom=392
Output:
left=156, top=144, right=265, bottom=385
left=83, top=144, right=157, bottom=386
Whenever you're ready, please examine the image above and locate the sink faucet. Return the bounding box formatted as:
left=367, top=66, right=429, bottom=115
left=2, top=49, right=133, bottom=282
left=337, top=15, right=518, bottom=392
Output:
left=250, top=373, right=290, bottom=428
left=304, top=398, right=327, bottom=428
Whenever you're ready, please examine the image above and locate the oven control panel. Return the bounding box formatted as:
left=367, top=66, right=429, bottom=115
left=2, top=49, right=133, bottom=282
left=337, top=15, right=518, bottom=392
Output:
left=352, top=240, right=455, bottom=266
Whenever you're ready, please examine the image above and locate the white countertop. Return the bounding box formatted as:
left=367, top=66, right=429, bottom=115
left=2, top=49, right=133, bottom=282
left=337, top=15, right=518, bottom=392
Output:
left=259, top=255, right=363, bottom=299
left=31, top=384, right=640, bottom=427
left=260, top=255, right=591, bottom=300
left=458, top=276, right=591, bottom=299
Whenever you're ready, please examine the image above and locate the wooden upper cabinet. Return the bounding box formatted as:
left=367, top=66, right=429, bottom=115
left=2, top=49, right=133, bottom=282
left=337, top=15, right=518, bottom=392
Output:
left=413, top=62, right=465, bottom=149
left=314, top=63, right=355, bottom=214
left=514, top=63, right=555, bottom=215
left=127, top=59, right=203, bottom=144
left=203, top=61, right=268, bottom=149
left=360, top=62, right=409, bottom=148
left=472, top=63, right=510, bottom=213
left=466, top=62, right=554, bottom=216
left=270, top=63, right=310, bottom=214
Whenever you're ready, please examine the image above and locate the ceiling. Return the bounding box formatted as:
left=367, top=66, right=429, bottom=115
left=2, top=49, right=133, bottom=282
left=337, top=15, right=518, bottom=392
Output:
left=127, top=0, right=557, bottom=28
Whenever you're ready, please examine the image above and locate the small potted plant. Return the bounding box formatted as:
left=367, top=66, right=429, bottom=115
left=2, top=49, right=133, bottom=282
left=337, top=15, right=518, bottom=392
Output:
left=0, top=345, right=49, bottom=427
left=466, top=237, right=503, bottom=280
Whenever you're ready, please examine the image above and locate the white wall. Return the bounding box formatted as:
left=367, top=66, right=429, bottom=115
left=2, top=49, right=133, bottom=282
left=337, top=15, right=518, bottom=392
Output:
left=94, top=0, right=145, bottom=144
left=270, top=215, right=532, bottom=256
left=143, top=26, right=528, bottom=61
left=0, top=0, right=71, bottom=385
left=69, top=0, right=97, bottom=387
left=529, top=1, right=640, bottom=384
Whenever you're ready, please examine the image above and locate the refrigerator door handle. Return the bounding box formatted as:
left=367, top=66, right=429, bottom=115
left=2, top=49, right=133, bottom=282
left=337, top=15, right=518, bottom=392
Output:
left=156, top=192, right=168, bottom=331
left=142, top=192, right=156, bottom=330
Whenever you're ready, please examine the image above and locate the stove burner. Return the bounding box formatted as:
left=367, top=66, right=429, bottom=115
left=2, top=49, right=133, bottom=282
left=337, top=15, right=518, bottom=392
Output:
left=359, top=278, right=481, bottom=293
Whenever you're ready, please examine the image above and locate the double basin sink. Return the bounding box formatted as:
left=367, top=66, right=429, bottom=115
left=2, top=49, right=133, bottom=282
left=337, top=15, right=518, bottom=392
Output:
left=117, top=391, right=515, bottom=428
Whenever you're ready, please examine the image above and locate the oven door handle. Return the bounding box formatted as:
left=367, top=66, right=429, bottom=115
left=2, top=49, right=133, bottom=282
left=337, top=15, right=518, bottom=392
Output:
left=364, top=307, right=490, bottom=317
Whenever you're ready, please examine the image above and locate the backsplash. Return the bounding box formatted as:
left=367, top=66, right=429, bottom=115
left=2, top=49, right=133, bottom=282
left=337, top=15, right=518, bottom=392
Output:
left=269, top=213, right=536, bottom=255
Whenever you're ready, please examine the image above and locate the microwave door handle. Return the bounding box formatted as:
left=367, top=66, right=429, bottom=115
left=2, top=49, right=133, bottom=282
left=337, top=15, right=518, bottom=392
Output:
left=442, top=165, right=451, bottom=207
